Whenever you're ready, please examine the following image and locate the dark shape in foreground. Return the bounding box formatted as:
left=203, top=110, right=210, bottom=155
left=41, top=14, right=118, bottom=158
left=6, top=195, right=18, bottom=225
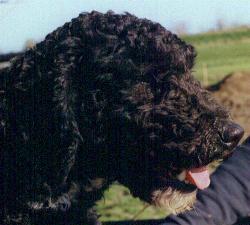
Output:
left=0, top=11, right=243, bottom=225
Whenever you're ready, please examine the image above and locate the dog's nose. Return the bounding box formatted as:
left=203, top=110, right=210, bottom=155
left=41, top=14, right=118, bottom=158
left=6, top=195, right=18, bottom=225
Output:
left=221, top=123, right=244, bottom=146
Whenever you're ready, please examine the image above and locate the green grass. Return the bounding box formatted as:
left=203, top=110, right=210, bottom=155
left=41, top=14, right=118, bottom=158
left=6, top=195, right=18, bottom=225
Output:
left=97, top=27, right=250, bottom=222
left=182, top=27, right=250, bottom=84
left=96, top=184, right=166, bottom=222
left=183, top=26, right=250, bottom=44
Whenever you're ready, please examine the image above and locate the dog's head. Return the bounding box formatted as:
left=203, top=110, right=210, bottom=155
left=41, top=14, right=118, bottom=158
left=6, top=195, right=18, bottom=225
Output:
left=116, top=73, right=243, bottom=214
left=77, top=11, right=244, bottom=213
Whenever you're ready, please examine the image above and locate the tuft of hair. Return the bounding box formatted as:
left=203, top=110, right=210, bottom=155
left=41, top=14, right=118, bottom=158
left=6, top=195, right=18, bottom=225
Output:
left=151, top=188, right=197, bottom=214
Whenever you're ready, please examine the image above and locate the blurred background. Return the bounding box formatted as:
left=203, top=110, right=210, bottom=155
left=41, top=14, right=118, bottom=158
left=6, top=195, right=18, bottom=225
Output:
left=1, top=0, right=250, bottom=222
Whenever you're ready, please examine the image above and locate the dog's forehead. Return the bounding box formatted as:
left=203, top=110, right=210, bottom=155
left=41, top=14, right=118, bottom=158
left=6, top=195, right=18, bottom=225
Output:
left=124, top=76, right=228, bottom=121
left=127, top=74, right=204, bottom=100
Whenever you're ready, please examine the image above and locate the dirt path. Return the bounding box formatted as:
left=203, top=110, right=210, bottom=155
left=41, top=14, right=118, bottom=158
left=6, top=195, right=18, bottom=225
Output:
left=208, top=72, right=250, bottom=140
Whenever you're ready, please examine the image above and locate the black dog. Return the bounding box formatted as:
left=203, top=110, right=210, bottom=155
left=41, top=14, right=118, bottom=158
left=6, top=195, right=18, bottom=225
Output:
left=0, top=11, right=244, bottom=225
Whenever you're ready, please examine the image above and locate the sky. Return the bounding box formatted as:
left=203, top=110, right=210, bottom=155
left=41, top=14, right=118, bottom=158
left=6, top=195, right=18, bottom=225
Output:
left=1, top=0, right=250, bottom=53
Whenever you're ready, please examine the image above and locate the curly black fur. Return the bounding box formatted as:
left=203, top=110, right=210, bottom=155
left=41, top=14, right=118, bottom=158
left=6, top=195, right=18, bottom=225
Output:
left=0, top=11, right=242, bottom=224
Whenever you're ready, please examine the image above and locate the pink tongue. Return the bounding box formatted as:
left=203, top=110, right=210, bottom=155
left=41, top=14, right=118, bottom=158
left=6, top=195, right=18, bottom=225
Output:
left=186, top=166, right=210, bottom=190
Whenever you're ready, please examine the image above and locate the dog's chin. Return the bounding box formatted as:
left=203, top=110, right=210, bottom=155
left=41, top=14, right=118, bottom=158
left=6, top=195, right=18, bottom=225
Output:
left=146, top=168, right=201, bottom=214
left=150, top=185, right=197, bottom=214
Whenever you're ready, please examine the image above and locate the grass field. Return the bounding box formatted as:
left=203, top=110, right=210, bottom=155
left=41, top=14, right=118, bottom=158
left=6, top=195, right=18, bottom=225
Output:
left=97, top=27, right=250, bottom=222
left=184, top=27, right=250, bottom=84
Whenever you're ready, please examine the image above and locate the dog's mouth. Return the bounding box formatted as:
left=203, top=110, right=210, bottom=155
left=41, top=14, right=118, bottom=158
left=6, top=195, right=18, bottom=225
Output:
left=156, top=164, right=211, bottom=193
left=149, top=164, right=213, bottom=214
left=158, top=146, right=236, bottom=193
left=149, top=164, right=212, bottom=214
left=176, top=166, right=210, bottom=190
